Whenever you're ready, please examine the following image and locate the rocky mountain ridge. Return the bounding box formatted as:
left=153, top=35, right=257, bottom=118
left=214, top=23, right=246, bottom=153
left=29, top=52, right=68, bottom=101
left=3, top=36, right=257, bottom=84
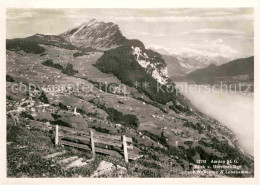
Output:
left=59, top=19, right=127, bottom=50
left=187, top=56, right=254, bottom=86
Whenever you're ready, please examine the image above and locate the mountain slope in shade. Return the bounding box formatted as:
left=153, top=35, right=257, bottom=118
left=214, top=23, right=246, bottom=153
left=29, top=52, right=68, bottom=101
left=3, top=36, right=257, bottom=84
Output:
left=6, top=33, right=83, bottom=54
left=59, top=19, right=127, bottom=50
left=93, top=40, right=189, bottom=106
left=163, top=53, right=229, bottom=72
left=162, top=54, right=191, bottom=80
left=25, top=34, right=74, bottom=48
left=150, top=47, right=231, bottom=67
left=151, top=47, right=230, bottom=81
left=187, top=56, right=254, bottom=86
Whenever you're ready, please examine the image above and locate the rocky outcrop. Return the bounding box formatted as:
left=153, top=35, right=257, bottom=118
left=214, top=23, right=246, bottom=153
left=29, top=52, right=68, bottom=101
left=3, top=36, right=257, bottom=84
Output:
left=59, top=19, right=127, bottom=50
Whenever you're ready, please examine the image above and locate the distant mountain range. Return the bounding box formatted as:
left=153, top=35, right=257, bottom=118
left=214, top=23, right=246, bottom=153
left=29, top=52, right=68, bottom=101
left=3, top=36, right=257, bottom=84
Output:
left=150, top=48, right=230, bottom=81
left=186, top=56, right=254, bottom=90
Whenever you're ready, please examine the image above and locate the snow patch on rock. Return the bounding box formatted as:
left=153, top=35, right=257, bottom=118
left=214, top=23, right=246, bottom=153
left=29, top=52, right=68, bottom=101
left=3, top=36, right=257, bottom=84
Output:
left=132, top=46, right=169, bottom=85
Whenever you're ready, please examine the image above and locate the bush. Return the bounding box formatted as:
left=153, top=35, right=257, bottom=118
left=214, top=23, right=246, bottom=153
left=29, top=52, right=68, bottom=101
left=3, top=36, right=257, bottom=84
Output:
left=73, top=52, right=89, bottom=58
left=50, top=119, right=71, bottom=127
left=58, top=102, right=68, bottom=110
left=20, top=112, right=34, bottom=120
left=6, top=74, right=15, bottom=82
left=42, top=59, right=64, bottom=70
left=142, top=130, right=168, bottom=147
left=198, top=138, right=211, bottom=147
left=89, top=99, right=139, bottom=128
left=169, top=105, right=180, bottom=113
left=136, top=97, right=167, bottom=113
left=183, top=121, right=204, bottom=134
left=92, top=126, right=110, bottom=134
left=169, top=103, right=190, bottom=114
left=184, top=140, right=193, bottom=147
left=61, top=63, right=78, bottom=76
left=106, top=107, right=139, bottom=128
left=7, top=95, right=13, bottom=100
left=139, top=160, right=162, bottom=169
left=51, top=113, right=61, bottom=120
left=38, top=91, right=49, bottom=104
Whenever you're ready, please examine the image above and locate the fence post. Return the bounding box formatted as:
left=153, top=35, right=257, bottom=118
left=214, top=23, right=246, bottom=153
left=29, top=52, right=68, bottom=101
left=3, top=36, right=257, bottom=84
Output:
left=55, top=125, right=59, bottom=145
left=90, top=130, right=96, bottom=157
left=123, top=135, right=128, bottom=163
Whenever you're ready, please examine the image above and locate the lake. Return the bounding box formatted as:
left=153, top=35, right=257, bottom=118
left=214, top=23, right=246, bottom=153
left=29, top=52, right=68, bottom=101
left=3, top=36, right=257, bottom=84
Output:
left=175, top=82, right=254, bottom=156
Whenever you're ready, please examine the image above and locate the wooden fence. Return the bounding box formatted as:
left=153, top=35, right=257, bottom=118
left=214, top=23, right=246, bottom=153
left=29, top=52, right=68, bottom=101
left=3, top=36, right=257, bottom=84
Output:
left=55, top=125, right=139, bottom=163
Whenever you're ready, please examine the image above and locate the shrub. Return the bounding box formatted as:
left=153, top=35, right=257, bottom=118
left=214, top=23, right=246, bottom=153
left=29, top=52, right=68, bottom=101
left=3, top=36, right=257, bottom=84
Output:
left=106, top=107, right=139, bottom=128
left=169, top=105, right=180, bottom=113
left=38, top=91, right=49, bottom=104
left=42, top=59, right=64, bottom=70
left=61, top=63, right=78, bottom=76
left=58, top=102, right=68, bottom=110
left=92, top=126, right=110, bottom=134
left=184, top=140, right=193, bottom=147
left=142, top=130, right=168, bottom=147
left=183, top=121, right=204, bottom=134
left=6, top=74, right=15, bottom=82
left=20, top=112, right=34, bottom=120
left=73, top=52, right=89, bottom=58
left=89, top=99, right=139, bottom=128
left=139, top=160, right=162, bottom=169
left=7, top=95, right=13, bottom=100
left=50, top=119, right=70, bottom=127
left=136, top=97, right=167, bottom=113
left=51, top=113, right=61, bottom=120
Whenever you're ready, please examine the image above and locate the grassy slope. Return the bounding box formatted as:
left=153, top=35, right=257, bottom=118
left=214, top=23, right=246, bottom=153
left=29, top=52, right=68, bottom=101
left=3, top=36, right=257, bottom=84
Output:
left=187, top=56, right=254, bottom=84
left=7, top=124, right=101, bottom=177
left=6, top=45, right=254, bottom=177
left=6, top=124, right=185, bottom=177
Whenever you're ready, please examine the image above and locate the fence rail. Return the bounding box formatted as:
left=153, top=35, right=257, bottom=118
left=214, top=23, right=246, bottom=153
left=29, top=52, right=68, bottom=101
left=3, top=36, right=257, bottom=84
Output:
left=55, top=125, right=139, bottom=163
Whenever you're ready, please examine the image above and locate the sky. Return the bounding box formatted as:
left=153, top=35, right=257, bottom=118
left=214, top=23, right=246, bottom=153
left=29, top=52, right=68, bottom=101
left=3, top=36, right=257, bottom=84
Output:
left=6, top=8, right=254, bottom=59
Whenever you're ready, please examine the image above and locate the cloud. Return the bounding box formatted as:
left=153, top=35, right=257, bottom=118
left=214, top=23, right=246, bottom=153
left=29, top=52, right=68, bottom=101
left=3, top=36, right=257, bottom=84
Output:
left=106, top=14, right=253, bottom=23
left=127, top=30, right=167, bottom=37
left=201, top=11, right=234, bottom=16
left=155, top=39, right=239, bottom=59
left=211, top=38, right=223, bottom=44
left=183, top=29, right=246, bottom=36
left=181, top=28, right=253, bottom=41
left=179, top=39, right=239, bottom=58
left=157, top=8, right=249, bottom=17
left=6, top=10, right=35, bottom=20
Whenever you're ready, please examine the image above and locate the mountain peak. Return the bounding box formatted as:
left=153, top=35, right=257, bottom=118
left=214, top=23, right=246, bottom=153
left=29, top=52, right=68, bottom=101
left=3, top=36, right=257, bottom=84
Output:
left=59, top=20, right=126, bottom=50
